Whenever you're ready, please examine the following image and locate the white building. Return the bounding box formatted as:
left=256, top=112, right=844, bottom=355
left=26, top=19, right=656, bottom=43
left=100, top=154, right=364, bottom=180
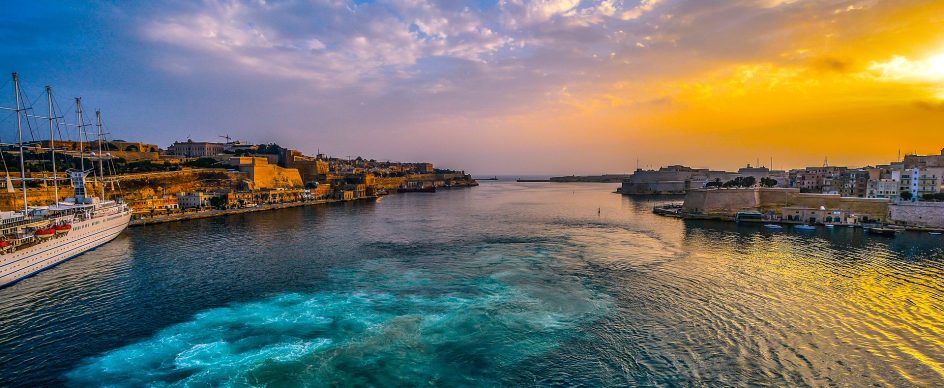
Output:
left=177, top=192, right=208, bottom=209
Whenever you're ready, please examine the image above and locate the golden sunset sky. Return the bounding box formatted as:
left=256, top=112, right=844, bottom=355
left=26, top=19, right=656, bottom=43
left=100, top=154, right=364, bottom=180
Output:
left=4, top=1, right=944, bottom=173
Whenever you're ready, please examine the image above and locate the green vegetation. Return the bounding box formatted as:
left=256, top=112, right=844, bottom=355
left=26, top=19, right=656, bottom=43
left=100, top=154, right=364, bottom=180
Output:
left=182, top=157, right=224, bottom=168
left=722, top=176, right=756, bottom=188
left=255, top=143, right=284, bottom=155
left=900, top=191, right=913, bottom=201
left=760, top=177, right=778, bottom=187
left=922, top=192, right=944, bottom=201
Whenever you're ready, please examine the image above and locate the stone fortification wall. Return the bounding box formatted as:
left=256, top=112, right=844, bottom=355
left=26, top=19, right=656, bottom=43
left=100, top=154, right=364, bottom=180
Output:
left=374, top=177, right=406, bottom=189
left=111, top=151, right=160, bottom=161
left=622, top=180, right=688, bottom=195
left=683, top=187, right=889, bottom=218
left=682, top=188, right=760, bottom=214
left=890, top=202, right=944, bottom=228
left=788, top=194, right=889, bottom=216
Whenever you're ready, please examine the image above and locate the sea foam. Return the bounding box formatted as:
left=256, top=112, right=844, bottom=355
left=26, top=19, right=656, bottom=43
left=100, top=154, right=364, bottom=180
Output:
left=67, top=251, right=611, bottom=386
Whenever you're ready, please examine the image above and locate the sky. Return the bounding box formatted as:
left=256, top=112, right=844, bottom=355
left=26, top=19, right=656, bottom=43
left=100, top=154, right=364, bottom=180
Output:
left=1, top=0, right=943, bottom=174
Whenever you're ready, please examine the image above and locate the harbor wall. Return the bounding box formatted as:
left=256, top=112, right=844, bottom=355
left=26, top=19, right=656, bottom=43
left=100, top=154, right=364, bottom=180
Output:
left=683, top=187, right=889, bottom=219
left=682, top=188, right=760, bottom=214
left=890, top=202, right=944, bottom=228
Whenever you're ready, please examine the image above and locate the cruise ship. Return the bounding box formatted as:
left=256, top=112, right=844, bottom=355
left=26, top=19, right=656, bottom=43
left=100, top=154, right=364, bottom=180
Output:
left=0, top=73, right=132, bottom=288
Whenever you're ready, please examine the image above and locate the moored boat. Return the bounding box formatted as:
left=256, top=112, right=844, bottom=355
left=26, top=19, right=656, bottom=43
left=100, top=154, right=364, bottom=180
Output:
left=0, top=73, right=132, bottom=288
left=794, top=224, right=816, bottom=231
left=867, top=227, right=899, bottom=237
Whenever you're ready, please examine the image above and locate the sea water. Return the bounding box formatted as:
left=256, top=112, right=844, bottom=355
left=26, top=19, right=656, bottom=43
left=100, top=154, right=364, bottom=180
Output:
left=1, top=182, right=942, bottom=386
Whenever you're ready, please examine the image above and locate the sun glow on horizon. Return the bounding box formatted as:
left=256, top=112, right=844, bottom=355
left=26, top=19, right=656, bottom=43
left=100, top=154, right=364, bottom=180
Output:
left=870, top=50, right=944, bottom=99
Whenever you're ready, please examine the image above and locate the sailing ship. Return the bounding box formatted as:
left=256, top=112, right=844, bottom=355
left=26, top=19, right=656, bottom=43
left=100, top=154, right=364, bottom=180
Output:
left=0, top=72, right=132, bottom=288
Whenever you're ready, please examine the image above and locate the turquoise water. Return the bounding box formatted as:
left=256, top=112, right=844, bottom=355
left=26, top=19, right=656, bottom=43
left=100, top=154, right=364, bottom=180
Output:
left=1, top=182, right=943, bottom=386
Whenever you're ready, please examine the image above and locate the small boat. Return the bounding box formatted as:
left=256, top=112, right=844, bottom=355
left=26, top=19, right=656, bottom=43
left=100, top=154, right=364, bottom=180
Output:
left=735, top=211, right=763, bottom=222
left=825, top=224, right=835, bottom=228
left=54, top=224, right=72, bottom=234
left=763, top=224, right=783, bottom=229
left=794, top=225, right=816, bottom=231
left=34, top=228, right=56, bottom=239
left=929, top=232, right=941, bottom=235
left=867, top=227, right=899, bottom=237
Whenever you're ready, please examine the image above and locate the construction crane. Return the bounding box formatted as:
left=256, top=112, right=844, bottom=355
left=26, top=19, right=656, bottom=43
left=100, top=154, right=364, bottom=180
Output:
left=219, top=134, right=232, bottom=143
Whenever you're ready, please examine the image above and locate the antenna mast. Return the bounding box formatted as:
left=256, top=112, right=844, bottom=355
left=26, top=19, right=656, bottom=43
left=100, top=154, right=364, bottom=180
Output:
left=12, top=73, right=28, bottom=213
left=46, top=86, right=59, bottom=202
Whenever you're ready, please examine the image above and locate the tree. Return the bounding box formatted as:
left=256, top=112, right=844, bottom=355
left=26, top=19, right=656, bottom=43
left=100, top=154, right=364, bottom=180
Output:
left=760, top=177, right=777, bottom=187
left=257, top=143, right=284, bottom=155
left=922, top=192, right=944, bottom=201
left=900, top=191, right=913, bottom=201
left=722, top=176, right=756, bottom=188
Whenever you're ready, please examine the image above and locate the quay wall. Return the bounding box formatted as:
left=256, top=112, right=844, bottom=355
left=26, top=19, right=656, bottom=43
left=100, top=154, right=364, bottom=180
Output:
left=682, top=188, right=760, bottom=214
left=683, top=187, right=889, bottom=218
left=890, top=202, right=944, bottom=228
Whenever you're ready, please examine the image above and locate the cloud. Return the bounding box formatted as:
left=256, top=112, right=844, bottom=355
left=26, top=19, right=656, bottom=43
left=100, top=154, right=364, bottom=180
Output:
left=500, top=0, right=581, bottom=26
left=621, top=0, right=663, bottom=20
left=869, top=54, right=944, bottom=83
left=139, top=0, right=512, bottom=88
left=7, top=0, right=944, bottom=174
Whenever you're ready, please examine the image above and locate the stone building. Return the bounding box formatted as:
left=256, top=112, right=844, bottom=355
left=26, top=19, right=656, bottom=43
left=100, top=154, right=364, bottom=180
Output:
left=621, top=166, right=730, bottom=195
left=167, top=140, right=225, bottom=157
left=177, top=192, right=208, bottom=209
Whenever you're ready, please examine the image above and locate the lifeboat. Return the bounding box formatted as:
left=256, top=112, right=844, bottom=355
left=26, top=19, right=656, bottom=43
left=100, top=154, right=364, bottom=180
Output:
left=54, top=224, right=72, bottom=234
left=0, top=241, right=9, bottom=249
left=35, top=228, right=56, bottom=238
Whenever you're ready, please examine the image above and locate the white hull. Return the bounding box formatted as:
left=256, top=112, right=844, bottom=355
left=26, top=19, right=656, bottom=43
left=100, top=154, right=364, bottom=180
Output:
left=0, top=210, right=131, bottom=287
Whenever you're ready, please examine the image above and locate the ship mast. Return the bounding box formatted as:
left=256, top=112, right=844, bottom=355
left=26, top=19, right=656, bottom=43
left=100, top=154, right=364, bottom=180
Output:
left=12, top=73, right=28, bottom=213
left=76, top=98, right=85, bottom=173
left=75, top=97, right=87, bottom=202
left=95, top=110, right=105, bottom=199
left=46, top=86, right=59, bottom=202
